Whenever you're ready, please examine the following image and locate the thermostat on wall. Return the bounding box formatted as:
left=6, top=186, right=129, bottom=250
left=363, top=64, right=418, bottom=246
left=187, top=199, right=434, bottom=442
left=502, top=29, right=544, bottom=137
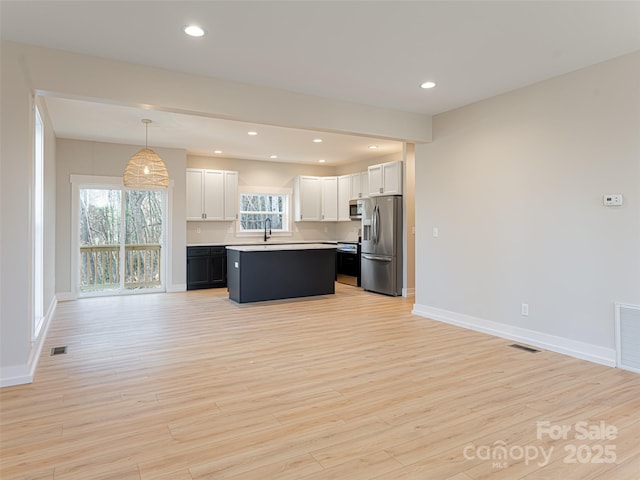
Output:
left=603, top=194, right=623, bottom=206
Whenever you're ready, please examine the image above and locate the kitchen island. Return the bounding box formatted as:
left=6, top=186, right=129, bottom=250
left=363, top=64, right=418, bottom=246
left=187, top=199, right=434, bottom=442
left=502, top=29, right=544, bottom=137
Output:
left=226, top=243, right=337, bottom=303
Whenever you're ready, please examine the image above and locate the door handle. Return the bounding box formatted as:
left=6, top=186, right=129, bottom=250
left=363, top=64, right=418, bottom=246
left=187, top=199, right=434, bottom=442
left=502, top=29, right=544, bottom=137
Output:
left=362, top=254, right=391, bottom=262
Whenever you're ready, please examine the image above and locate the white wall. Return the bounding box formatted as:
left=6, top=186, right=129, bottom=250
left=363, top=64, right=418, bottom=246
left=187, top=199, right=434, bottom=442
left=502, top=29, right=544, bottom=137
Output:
left=414, top=51, right=640, bottom=365
left=55, top=139, right=187, bottom=295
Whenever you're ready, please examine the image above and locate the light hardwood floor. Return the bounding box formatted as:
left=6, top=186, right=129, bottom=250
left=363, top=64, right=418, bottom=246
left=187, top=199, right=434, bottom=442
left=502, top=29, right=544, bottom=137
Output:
left=1, top=284, right=639, bottom=479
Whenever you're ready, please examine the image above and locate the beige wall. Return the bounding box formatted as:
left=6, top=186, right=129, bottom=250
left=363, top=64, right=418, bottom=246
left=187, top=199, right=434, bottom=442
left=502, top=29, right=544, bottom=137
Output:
left=11, top=41, right=431, bottom=143
left=1, top=46, right=57, bottom=384
left=414, top=51, right=640, bottom=364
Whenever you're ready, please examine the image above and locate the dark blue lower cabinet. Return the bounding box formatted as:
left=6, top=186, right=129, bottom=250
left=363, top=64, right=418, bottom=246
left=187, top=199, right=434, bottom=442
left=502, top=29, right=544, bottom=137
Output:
left=187, top=246, right=227, bottom=290
left=227, top=248, right=336, bottom=303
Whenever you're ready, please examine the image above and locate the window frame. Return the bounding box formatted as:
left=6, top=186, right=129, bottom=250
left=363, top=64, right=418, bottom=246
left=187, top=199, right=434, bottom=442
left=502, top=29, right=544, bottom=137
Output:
left=33, top=105, right=44, bottom=339
left=236, top=186, right=292, bottom=237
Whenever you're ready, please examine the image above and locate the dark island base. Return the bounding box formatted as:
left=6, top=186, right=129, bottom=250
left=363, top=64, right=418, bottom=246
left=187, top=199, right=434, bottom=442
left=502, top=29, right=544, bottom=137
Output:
left=227, top=248, right=336, bottom=303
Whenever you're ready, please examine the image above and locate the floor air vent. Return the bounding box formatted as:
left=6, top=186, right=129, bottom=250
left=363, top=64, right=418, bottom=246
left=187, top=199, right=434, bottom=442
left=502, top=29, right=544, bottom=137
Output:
left=615, top=303, right=640, bottom=373
left=509, top=344, right=540, bottom=353
left=51, top=346, right=68, bottom=356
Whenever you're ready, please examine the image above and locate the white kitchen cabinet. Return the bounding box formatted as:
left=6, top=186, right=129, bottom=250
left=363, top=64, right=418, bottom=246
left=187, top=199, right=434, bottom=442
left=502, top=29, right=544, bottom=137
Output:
left=294, top=175, right=339, bottom=222
left=186, top=169, right=206, bottom=220
left=321, top=176, right=338, bottom=221
left=203, top=170, right=224, bottom=220
left=338, top=174, right=351, bottom=221
left=186, top=168, right=238, bottom=221
left=368, top=161, right=403, bottom=196
left=294, top=175, right=322, bottom=221
left=350, top=171, right=369, bottom=200
left=223, top=170, right=238, bottom=220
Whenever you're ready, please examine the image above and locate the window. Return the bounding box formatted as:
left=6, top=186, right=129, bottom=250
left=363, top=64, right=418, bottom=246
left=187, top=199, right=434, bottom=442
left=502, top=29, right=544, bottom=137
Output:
left=70, top=175, right=167, bottom=298
left=33, top=105, right=44, bottom=338
left=238, top=188, right=291, bottom=234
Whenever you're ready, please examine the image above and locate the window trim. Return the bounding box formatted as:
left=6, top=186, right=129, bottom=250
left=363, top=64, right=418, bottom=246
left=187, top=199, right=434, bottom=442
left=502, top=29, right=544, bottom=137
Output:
left=33, top=105, right=44, bottom=339
left=236, top=186, right=292, bottom=237
left=70, top=175, right=172, bottom=298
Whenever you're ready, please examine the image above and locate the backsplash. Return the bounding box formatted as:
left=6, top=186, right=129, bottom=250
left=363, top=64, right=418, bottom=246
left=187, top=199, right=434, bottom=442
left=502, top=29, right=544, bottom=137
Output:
left=187, top=220, right=360, bottom=245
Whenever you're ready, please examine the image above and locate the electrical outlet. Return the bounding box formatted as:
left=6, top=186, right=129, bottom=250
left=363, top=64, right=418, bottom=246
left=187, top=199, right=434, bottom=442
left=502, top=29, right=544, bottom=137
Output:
left=521, top=304, right=529, bottom=316
left=603, top=194, right=623, bottom=206
left=196, top=227, right=201, bottom=234
left=432, top=227, right=439, bottom=238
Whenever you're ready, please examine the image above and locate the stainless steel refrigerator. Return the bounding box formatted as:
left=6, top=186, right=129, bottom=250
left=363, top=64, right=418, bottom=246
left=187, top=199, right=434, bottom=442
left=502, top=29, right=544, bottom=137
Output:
left=361, top=195, right=402, bottom=296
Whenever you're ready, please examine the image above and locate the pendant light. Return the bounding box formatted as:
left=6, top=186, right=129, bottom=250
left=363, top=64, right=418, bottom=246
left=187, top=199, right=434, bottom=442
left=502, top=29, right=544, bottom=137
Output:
left=123, top=119, right=169, bottom=188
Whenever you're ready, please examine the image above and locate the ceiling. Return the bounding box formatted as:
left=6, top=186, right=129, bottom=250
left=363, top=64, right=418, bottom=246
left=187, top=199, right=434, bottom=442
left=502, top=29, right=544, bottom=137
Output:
left=2, top=1, right=639, bottom=165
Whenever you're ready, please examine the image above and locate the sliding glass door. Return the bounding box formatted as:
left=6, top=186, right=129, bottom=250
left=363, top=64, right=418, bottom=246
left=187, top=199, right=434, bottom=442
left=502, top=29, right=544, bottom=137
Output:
left=79, top=186, right=164, bottom=296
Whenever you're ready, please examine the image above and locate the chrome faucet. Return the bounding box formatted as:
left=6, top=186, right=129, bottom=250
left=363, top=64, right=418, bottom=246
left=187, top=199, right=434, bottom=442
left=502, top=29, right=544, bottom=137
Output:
left=264, top=217, right=272, bottom=242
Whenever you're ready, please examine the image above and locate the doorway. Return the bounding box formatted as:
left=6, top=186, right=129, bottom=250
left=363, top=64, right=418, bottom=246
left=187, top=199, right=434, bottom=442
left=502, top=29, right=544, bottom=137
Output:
left=77, top=183, right=165, bottom=296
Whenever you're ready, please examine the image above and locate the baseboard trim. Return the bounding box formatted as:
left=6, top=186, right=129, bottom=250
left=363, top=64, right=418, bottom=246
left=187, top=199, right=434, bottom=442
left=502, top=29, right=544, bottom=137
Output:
left=56, top=291, right=76, bottom=302
left=412, top=303, right=616, bottom=368
left=1, top=297, right=57, bottom=388
left=402, top=287, right=415, bottom=298
left=0, top=364, right=32, bottom=388
left=167, top=283, right=187, bottom=293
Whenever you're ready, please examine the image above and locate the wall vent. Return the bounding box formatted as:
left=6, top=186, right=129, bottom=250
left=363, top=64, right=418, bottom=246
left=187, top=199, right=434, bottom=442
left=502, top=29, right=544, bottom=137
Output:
left=509, top=344, right=540, bottom=353
left=615, top=303, right=640, bottom=373
left=51, top=346, right=67, bottom=356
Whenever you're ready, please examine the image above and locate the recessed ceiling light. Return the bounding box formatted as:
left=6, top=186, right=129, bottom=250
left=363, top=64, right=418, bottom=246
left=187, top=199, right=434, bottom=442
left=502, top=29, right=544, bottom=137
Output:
left=248, top=131, right=258, bottom=136
left=368, top=145, right=378, bottom=150
left=420, top=81, right=436, bottom=89
left=313, top=138, right=323, bottom=143
left=270, top=155, right=278, bottom=159
left=214, top=150, right=222, bottom=154
left=318, top=159, right=326, bottom=163
left=184, top=25, right=205, bottom=37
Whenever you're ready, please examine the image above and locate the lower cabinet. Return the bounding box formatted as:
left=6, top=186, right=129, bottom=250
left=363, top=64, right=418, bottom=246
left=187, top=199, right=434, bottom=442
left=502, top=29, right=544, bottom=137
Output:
left=187, top=246, right=227, bottom=290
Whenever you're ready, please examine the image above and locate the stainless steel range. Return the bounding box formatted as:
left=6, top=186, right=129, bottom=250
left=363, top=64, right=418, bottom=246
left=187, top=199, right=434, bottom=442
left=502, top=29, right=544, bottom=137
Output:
left=336, top=241, right=361, bottom=286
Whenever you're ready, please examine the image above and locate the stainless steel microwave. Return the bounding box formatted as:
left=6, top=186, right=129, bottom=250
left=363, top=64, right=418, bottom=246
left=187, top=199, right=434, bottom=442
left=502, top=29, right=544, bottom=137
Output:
left=349, top=199, right=363, bottom=220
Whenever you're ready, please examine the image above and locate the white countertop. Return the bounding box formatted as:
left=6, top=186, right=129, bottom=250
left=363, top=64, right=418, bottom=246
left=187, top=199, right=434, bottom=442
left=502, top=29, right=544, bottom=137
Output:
left=226, top=243, right=337, bottom=252
left=187, top=240, right=339, bottom=247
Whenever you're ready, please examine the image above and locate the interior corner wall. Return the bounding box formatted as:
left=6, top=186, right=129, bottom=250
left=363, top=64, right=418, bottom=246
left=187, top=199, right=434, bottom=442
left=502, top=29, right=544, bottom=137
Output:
left=403, top=143, right=416, bottom=296
left=413, top=51, right=640, bottom=365
left=55, top=139, right=187, bottom=295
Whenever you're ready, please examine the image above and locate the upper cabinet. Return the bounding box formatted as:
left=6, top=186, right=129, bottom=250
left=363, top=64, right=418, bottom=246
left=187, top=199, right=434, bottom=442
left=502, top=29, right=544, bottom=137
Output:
left=368, top=161, right=403, bottom=196
left=294, top=175, right=322, bottom=221
left=294, top=175, right=339, bottom=222
left=321, top=176, right=338, bottom=221
left=186, top=168, right=238, bottom=221
left=350, top=171, right=369, bottom=200
left=338, top=175, right=351, bottom=221
left=224, top=170, right=238, bottom=220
